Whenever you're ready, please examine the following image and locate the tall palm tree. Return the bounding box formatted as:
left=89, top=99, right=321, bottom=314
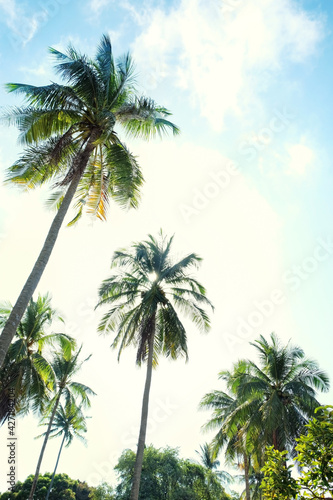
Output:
left=0, top=293, right=74, bottom=424
left=96, top=232, right=213, bottom=500
left=36, top=402, right=88, bottom=500
left=0, top=34, right=179, bottom=368
left=236, top=333, right=330, bottom=454
left=28, top=346, right=95, bottom=500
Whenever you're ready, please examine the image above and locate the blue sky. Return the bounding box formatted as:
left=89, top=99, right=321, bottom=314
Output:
left=0, top=0, right=333, bottom=492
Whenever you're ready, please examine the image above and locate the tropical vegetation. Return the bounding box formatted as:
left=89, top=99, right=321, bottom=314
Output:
left=0, top=34, right=179, bottom=369
left=0, top=293, right=74, bottom=424
left=28, top=346, right=95, bottom=500
left=96, top=231, right=213, bottom=500
left=200, top=333, right=330, bottom=500
left=0, top=34, right=331, bottom=500
left=261, top=405, right=333, bottom=499
left=114, top=445, right=232, bottom=500
left=37, top=402, right=89, bottom=500
left=0, top=473, right=98, bottom=500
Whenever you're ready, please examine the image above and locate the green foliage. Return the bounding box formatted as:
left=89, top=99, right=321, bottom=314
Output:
left=37, top=402, right=88, bottom=447
left=0, top=294, right=74, bottom=424
left=261, top=406, right=333, bottom=499
left=114, top=445, right=230, bottom=500
left=0, top=473, right=93, bottom=500
left=90, top=482, right=114, bottom=500
left=97, top=231, right=213, bottom=366
left=296, top=405, right=333, bottom=498
left=261, top=447, right=298, bottom=500
left=3, top=35, right=179, bottom=223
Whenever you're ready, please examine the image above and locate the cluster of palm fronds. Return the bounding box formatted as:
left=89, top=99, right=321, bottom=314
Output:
left=0, top=294, right=95, bottom=500
left=200, top=333, right=330, bottom=500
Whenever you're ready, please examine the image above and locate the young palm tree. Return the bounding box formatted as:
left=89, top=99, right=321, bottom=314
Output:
left=28, top=346, right=95, bottom=500
left=96, top=232, right=213, bottom=500
left=196, top=442, right=221, bottom=471
left=196, top=442, right=234, bottom=488
left=36, top=402, right=88, bottom=500
left=237, top=333, right=330, bottom=453
left=0, top=293, right=74, bottom=424
left=0, top=34, right=179, bottom=368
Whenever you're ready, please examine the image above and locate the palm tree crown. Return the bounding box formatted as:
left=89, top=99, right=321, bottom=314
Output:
left=0, top=293, right=74, bottom=424
left=0, top=34, right=179, bottom=369
left=97, top=232, right=213, bottom=365
left=37, top=401, right=88, bottom=447
left=4, top=34, right=179, bottom=220
left=236, top=333, right=330, bottom=453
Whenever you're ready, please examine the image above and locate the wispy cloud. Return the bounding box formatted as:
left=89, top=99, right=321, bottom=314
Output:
left=0, top=0, right=44, bottom=46
left=130, top=0, right=325, bottom=131
left=0, top=0, right=69, bottom=49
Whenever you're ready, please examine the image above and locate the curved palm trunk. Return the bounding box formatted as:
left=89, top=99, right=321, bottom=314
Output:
left=45, top=432, right=66, bottom=500
left=243, top=453, right=251, bottom=500
left=130, top=325, right=155, bottom=500
left=28, top=390, right=63, bottom=500
left=0, top=131, right=99, bottom=369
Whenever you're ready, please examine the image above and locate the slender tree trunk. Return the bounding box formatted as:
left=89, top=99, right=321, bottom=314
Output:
left=28, top=388, right=63, bottom=499
left=272, top=429, right=278, bottom=450
left=0, top=131, right=100, bottom=369
left=243, top=453, right=251, bottom=500
left=130, top=326, right=155, bottom=500
left=45, top=433, right=66, bottom=500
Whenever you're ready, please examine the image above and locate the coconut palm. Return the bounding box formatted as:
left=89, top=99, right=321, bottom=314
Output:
left=236, top=333, right=330, bottom=453
left=0, top=293, right=74, bottom=424
left=96, top=231, right=213, bottom=500
left=200, top=363, right=254, bottom=500
left=28, top=346, right=95, bottom=500
left=0, top=34, right=179, bottom=368
left=36, top=402, right=88, bottom=500
left=200, top=334, right=330, bottom=500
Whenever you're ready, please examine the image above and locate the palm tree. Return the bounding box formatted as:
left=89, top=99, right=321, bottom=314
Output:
left=28, top=346, right=95, bottom=500
left=196, top=442, right=221, bottom=471
left=0, top=34, right=179, bottom=368
left=236, top=333, right=330, bottom=454
left=96, top=231, right=213, bottom=500
left=200, top=364, right=253, bottom=500
left=0, top=293, right=74, bottom=424
left=196, top=442, right=234, bottom=490
left=35, top=402, right=88, bottom=500
left=200, top=334, right=330, bottom=500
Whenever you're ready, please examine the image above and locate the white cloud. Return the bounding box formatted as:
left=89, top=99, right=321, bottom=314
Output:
left=286, top=143, right=315, bottom=176
left=0, top=0, right=60, bottom=47
left=131, top=0, right=324, bottom=131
